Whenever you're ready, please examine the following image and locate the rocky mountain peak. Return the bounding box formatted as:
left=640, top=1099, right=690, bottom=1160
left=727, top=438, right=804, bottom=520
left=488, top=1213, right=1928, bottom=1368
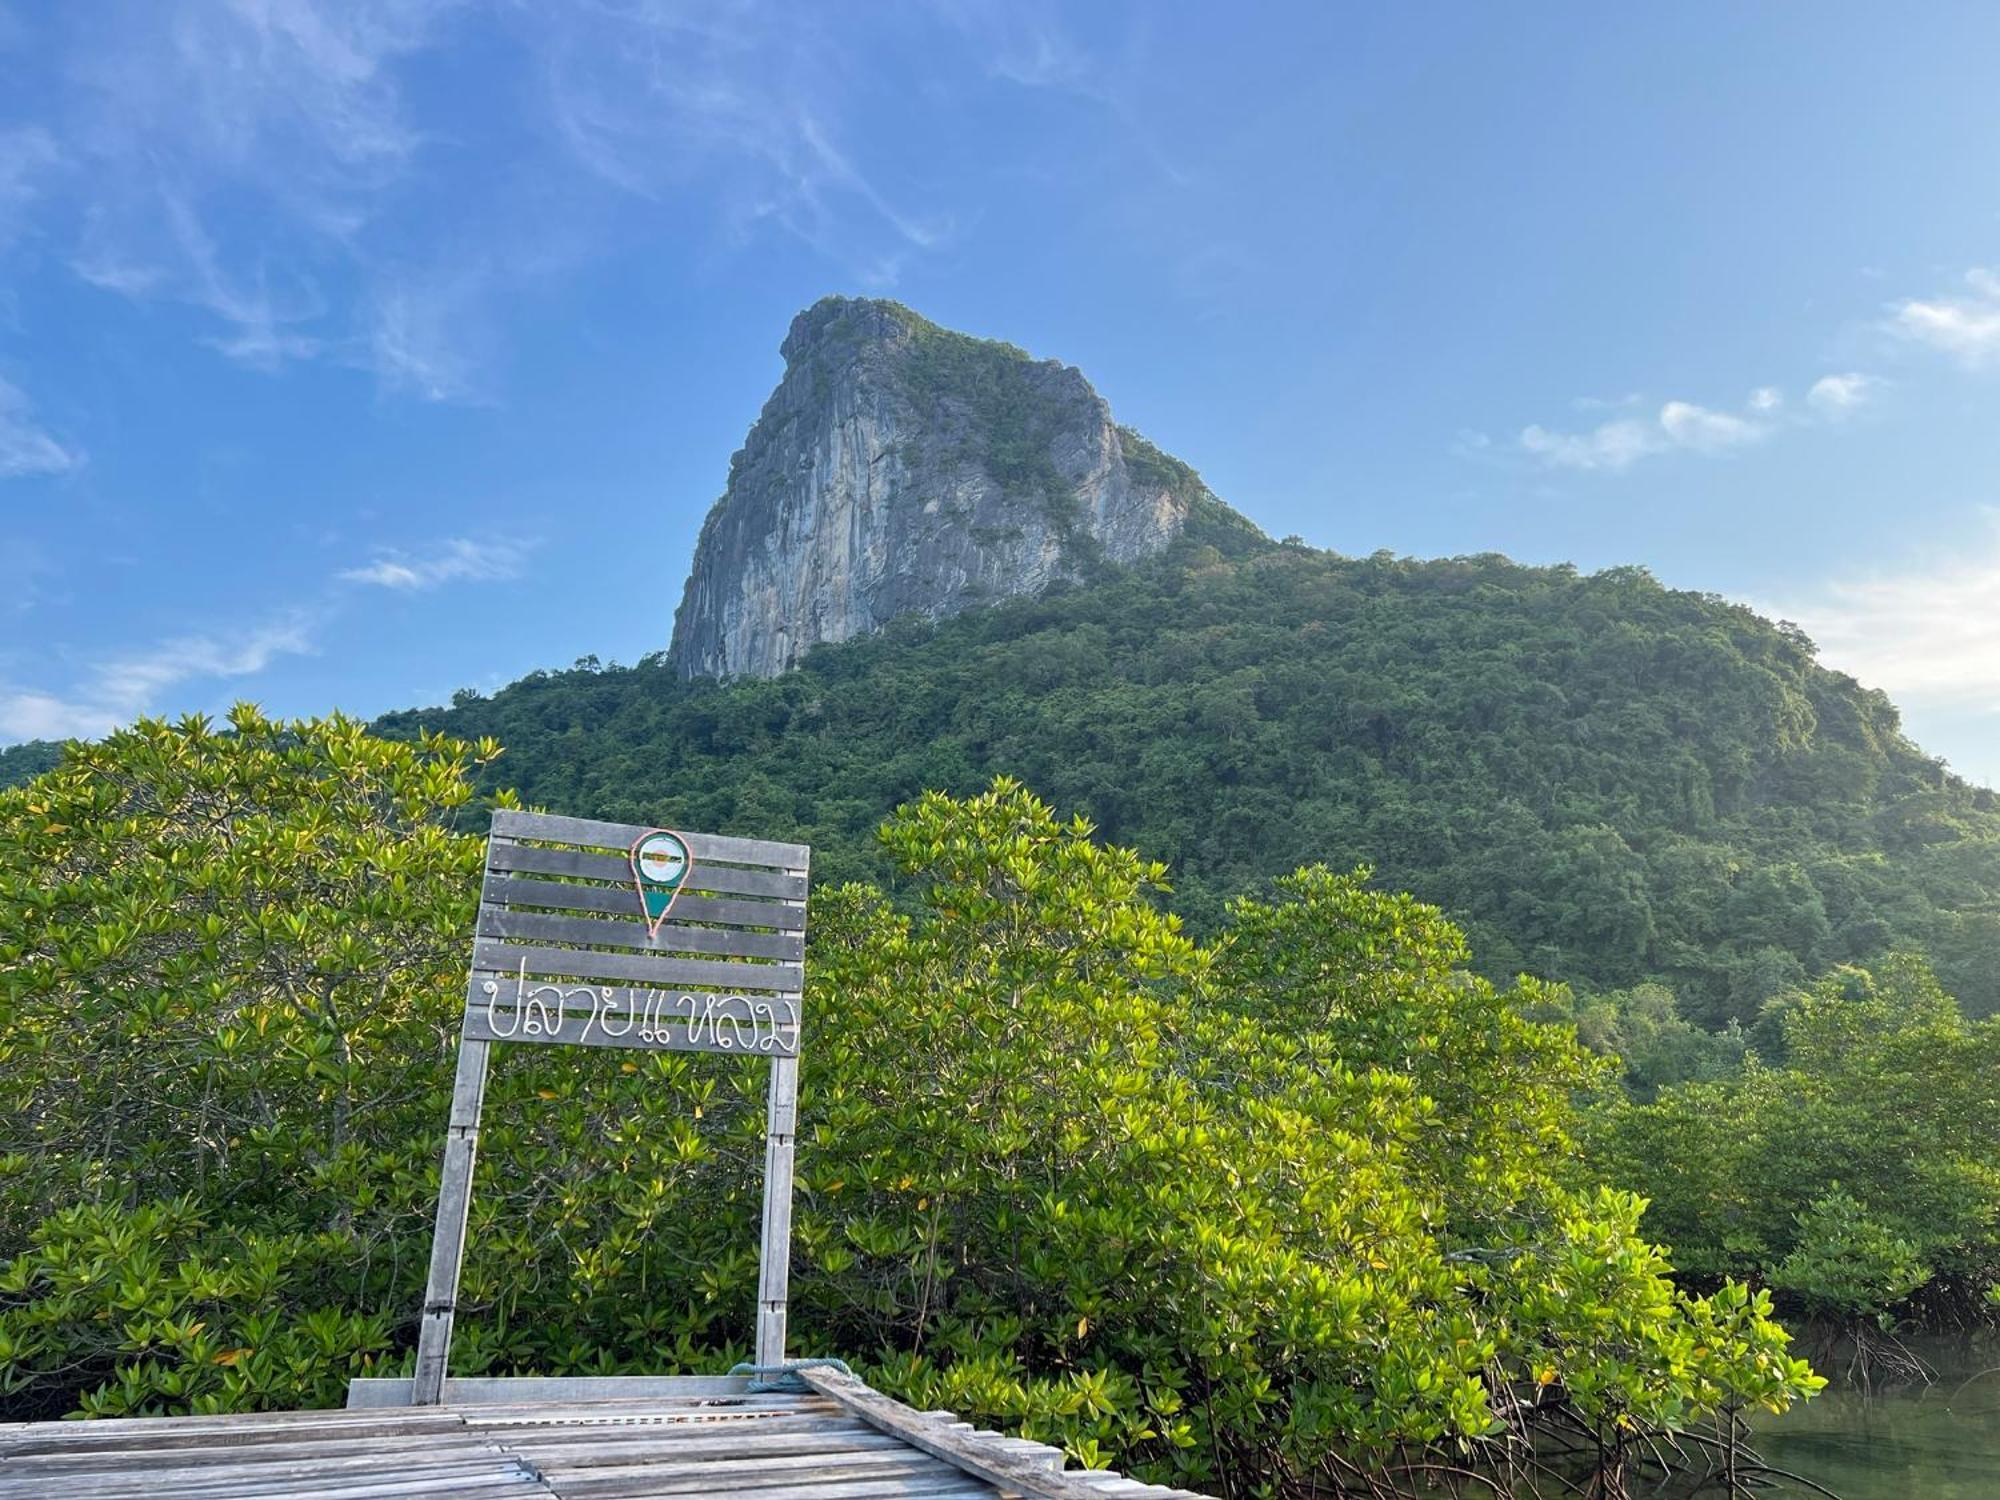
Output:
left=667, top=296, right=1221, bottom=679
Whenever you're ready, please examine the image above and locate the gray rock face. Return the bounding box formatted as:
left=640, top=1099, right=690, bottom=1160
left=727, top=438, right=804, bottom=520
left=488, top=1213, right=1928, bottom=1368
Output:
left=668, top=297, right=1200, bottom=680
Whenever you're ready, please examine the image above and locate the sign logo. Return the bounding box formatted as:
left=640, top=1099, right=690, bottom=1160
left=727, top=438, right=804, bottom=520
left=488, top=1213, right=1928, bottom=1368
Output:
left=630, top=829, right=693, bottom=936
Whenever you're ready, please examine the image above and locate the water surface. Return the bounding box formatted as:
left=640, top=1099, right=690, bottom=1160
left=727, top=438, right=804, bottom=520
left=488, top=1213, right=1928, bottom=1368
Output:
left=1755, top=1357, right=2000, bottom=1499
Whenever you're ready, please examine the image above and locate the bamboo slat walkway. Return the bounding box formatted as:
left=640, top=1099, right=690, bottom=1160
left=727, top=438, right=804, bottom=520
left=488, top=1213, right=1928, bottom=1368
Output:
left=0, top=1369, right=1215, bottom=1499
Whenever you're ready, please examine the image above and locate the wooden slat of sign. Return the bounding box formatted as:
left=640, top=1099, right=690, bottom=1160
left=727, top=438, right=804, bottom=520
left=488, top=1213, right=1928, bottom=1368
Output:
left=463, top=1003, right=800, bottom=1058
left=482, top=876, right=807, bottom=932
left=490, top=809, right=811, bottom=869
left=490, top=841, right=806, bottom=900
left=472, top=940, right=800, bottom=993
left=479, top=907, right=803, bottom=962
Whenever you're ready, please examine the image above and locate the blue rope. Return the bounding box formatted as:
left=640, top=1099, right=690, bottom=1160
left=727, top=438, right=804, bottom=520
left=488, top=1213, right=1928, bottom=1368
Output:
left=726, top=1356, right=855, bottom=1394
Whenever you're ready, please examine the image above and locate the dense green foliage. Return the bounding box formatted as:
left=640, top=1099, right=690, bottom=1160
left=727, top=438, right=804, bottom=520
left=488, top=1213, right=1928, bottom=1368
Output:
left=381, top=538, right=2000, bottom=1030
left=0, top=740, right=59, bottom=790
left=0, top=722, right=1823, bottom=1495
left=0, top=710, right=505, bottom=1416
left=1598, top=956, right=2000, bottom=1327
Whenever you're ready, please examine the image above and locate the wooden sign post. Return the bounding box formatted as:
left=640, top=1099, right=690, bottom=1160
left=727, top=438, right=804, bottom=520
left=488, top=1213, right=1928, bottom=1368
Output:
left=410, top=809, right=810, bottom=1405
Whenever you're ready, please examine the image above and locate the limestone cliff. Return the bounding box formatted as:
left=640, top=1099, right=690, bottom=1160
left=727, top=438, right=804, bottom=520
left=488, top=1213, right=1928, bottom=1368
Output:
left=668, top=297, right=1218, bottom=679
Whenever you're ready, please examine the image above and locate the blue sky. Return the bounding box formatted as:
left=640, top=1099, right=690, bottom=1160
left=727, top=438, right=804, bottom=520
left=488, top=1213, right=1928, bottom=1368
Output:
left=2, top=2, right=1997, bottom=785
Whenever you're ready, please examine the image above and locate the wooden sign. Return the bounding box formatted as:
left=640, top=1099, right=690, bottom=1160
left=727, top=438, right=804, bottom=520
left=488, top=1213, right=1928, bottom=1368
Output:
left=464, top=811, right=807, bottom=1058
left=412, top=808, right=811, bottom=1404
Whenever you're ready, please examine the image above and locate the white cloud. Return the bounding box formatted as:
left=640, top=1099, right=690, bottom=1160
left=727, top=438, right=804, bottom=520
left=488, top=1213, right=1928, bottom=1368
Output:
left=1516, top=372, right=1885, bottom=474
left=1766, top=511, right=2000, bottom=715
left=339, top=536, right=531, bottom=590
left=0, top=528, right=522, bottom=744
left=1887, top=267, right=2000, bottom=367
left=1520, top=417, right=1664, bottom=472
left=1659, top=400, right=1764, bottom=453
left=1807, top=371, right=1879, bottom=415
left=1521, top=399, right=1770, bottom=472
left=0, top=376, right=80, bottom=478
left=0, top=615, right=314, bottom=741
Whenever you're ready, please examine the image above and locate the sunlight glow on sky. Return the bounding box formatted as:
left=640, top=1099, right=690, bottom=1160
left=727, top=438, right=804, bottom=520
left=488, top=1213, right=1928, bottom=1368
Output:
left=1, top=2, right=1997, bottom=784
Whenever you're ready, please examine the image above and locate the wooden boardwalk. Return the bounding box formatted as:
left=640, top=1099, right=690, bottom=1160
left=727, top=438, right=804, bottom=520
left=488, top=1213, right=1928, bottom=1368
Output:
left=0, top=1369, right=1214, bottom=1499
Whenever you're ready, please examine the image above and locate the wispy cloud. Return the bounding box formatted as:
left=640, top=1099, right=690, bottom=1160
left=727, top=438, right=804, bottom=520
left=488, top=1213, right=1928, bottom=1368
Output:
left=53, top=1, right=446, bottom=375
left=1520, top=396, right=1773, bottom=472
left=543, top=4, right=950, bottom=282
left=958, top=6, right=1191, bottom=189
left=1887, top=268, right=2000, bottom=368
left=0, top=615, right=315, bottom=740
left=0, top=375, right=80, bottom=478
left=363, top=273, right=486, bottom=401
left=0, top=126, right=58, bottom=251
left=11, top=0, right=961, bottom=393
left=1659, top=400, right=1764, bottom=453
left=1515, top=373, right=1879, bottom=474
left=1520, top=415, right=1668, bottom=472
left=0, top=530, right=523, bottom=741
left=1806, top=371, right=1879, bottom=415
left=1764, top=510, right=2000, bottom=715
left=74, top=188, right=326, bottom=371
left=339, top=536, right=532, bottom=590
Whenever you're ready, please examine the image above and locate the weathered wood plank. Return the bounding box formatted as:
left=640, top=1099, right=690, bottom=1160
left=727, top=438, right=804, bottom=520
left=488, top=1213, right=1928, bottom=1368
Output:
left=491, top=1429, right=905, bottom=1467
left=472, top=940, right=799, bottom=993
left=474, top=1429, right=878, bottom=1466
left=797, top=1366, right=1124, bottom=1499
left=0, top=1413, right=471, bottom=1452
left=490, top=810, right=810, bottom=870
left=540, top=1469, right=991, bottom=1500
left=481, top=875, right=808, bottom=932
left=16, top=1451, right=522, bottom=1485
left=411, top=1023, right=492, bottom=1405
left=469, top=1407, right=848, bottom=1432
left=487, top=881, right=809, bottom=933
left=478, top=907, right=803, bottom=962
left=756, top=1052, right=800, bottom=1368
left=489, top=841, right=806, bottom=899
left=533, top=1451, right=972, bottom=1496
left=0, top=1382, right=1214, bottom=1499
left=349, top=1375, right=766, bottom=1407
left=5, top=1449, right=509, bottom=1483
left=10, top=1467, right=540, bottom=1500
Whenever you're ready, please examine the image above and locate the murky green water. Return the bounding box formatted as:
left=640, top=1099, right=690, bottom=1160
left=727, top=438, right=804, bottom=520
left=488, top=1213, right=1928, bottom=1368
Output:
left=1754, top=1357, right=2000, bottom=1499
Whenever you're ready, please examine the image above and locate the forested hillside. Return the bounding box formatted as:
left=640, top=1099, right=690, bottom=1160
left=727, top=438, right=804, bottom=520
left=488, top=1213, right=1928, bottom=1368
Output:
left=378, top=526, right=2000, bottom=1028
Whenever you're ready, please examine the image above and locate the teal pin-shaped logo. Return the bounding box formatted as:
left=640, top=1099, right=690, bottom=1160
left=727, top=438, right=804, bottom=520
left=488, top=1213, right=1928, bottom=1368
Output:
left=630, top=829, right=693, bottom=937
